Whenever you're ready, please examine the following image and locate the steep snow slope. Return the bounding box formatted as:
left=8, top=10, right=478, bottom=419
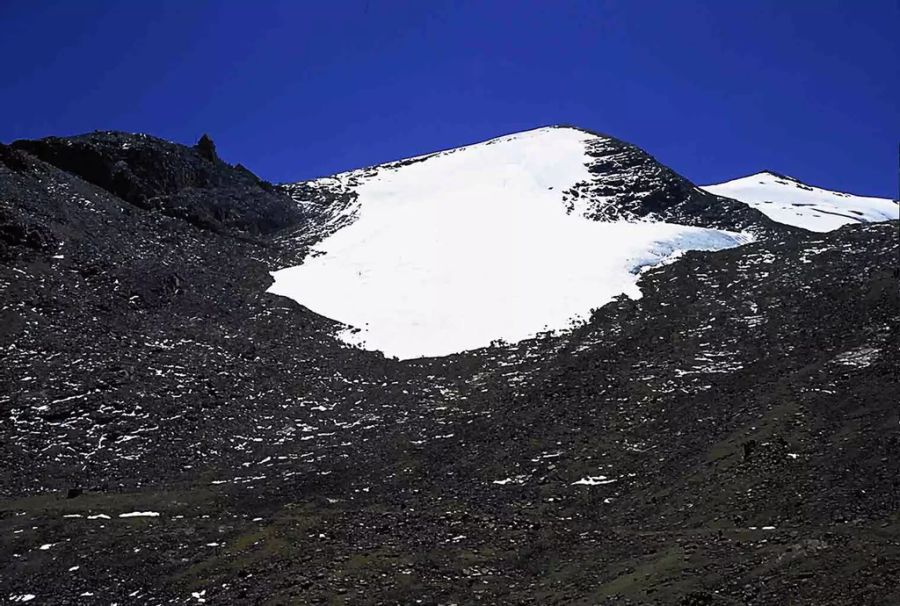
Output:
left=270, top=127, right=751, bottom=359
left=702, top=171, right=898, bottom=232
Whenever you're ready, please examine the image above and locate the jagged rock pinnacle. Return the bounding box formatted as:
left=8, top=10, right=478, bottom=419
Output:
left=195, top=133, right=218, bottom=162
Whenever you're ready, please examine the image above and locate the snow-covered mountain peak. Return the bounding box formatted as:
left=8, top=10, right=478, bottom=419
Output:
left=702, top=172, right=898, bottom=232
left=266, top=127, right=765, bottom=359
left=757, top=169, right=800, bottom=181
left=284, top=126, right=776, bottom=241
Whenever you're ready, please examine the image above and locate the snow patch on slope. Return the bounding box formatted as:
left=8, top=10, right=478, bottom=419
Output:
left=702, top=172, right=898, bottom=232
left=270, top=127, right=750, bottom=359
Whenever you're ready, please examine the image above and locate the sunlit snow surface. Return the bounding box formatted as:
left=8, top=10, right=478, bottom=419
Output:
left=270, top=127, right=750, bottom=359
left=703, top=171, right=898, bottom=232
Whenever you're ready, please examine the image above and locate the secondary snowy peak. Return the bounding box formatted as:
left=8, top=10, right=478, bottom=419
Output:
left=702, top=171, right=898, bottom=232
left=268, top=126, right=755, bottom=359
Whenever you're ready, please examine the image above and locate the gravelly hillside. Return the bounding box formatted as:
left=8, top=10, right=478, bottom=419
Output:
left=1, top=132, right=897, bottom=605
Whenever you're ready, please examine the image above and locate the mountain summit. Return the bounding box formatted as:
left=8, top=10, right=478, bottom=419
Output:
left=270, top=126, right=773, bottom=358
left=703, top=171, right=898, bottom=232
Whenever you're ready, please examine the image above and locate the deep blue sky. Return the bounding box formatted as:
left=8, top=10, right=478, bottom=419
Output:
left=1, top=1, right=897, bottom=197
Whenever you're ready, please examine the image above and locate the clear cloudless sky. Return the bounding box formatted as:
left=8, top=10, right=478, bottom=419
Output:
left=1, top=0, right=897, bottom=197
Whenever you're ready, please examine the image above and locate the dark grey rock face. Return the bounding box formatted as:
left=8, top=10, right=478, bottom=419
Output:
left=0, top=131, right=897, bottom=605
left=554, top=127, right=794, bottom=237
left=11, top=131, right=304, bottom=236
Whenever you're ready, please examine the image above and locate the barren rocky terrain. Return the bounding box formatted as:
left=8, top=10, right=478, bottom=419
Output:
left=1, top=131, right=897, bottom=605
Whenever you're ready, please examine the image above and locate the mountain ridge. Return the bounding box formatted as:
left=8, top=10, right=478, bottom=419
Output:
left=9, top=131, right=305, bottom=237
left=283, top=125, right=790, bottom=238
left=708, top=168, right=899, bottom=201
left=703, top=170, right=898, bottom=232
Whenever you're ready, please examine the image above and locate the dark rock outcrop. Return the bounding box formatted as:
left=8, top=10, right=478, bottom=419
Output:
left=193, top=133, right=219, bottom=162
left=562, top=126, right=794, bottom=236
left=11, top=131, right=304, bottom=235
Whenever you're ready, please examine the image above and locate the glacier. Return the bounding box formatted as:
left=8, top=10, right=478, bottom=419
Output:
left=269, top=127, right=751, bottom=359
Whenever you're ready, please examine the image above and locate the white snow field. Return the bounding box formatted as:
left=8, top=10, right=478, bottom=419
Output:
left=703, top=171, right=898, bottom=232
left=270, top=127, right=751, bottom=359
